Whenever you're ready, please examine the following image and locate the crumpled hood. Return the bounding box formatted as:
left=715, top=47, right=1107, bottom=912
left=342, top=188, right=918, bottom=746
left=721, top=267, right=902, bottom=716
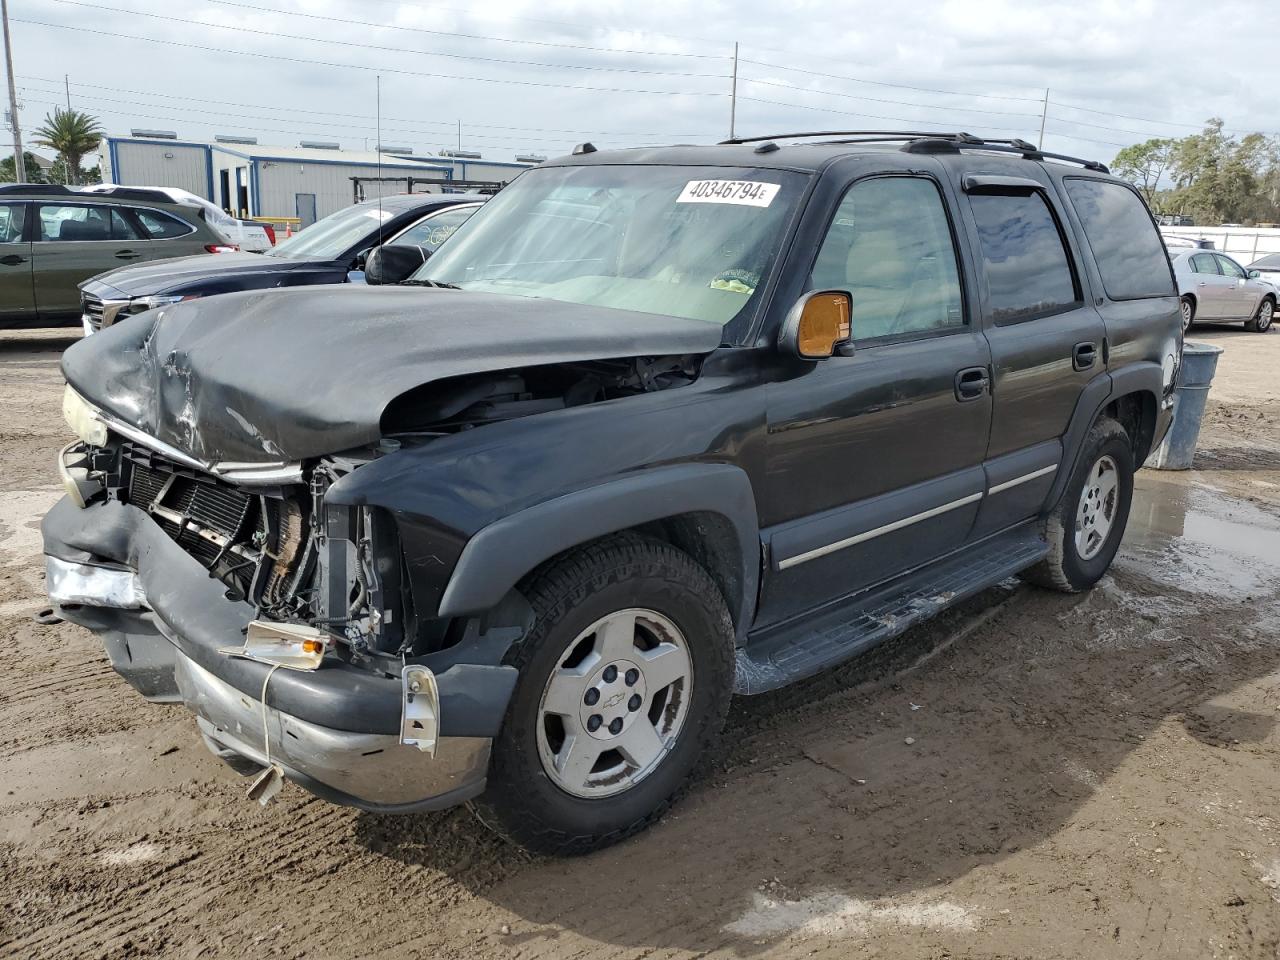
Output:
left=82, top=252, right=341, bottom=299
left=61, top=285, right=722, bottom=464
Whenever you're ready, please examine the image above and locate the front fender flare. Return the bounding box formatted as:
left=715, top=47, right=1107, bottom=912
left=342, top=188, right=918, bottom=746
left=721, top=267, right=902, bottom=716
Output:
left=436, top=462, right=760, bottom=636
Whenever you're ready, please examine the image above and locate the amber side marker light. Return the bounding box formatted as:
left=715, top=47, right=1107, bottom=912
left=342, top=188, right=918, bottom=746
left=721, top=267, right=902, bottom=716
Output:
left=782, top=290, right=853, bottom=360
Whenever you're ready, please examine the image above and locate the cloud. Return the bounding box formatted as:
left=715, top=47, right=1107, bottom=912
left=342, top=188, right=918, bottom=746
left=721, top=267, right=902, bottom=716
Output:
left=10, top=0, right=1278, bottom=166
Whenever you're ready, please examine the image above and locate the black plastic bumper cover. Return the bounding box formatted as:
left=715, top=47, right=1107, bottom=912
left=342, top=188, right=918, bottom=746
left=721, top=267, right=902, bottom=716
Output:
left=41, top=496, right=517, bottom=737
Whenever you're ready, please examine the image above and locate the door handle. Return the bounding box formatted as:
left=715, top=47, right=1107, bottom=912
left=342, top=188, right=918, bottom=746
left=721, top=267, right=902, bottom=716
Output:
left=1072, top=341, right=1098, bottom=371
left=115, top=250, right=142, bottom=260
left=954, top=366, right=990, bottom=402
left=0, top=254, right=25, bottom=266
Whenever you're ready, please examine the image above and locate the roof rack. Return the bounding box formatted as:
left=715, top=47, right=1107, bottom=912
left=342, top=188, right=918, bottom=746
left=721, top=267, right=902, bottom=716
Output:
left=0, top=183, right=189, bottom=204
left=718, top=131, right=1108, bottom=173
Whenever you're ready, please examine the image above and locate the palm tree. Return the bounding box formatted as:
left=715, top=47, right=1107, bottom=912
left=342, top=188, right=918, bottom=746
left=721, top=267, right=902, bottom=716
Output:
left=33, top=109, right=103, bottom=186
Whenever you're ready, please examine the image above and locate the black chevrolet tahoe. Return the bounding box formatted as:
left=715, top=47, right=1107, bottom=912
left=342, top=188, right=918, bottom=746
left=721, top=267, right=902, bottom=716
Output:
left=42, top=132, right=1182, bottom=854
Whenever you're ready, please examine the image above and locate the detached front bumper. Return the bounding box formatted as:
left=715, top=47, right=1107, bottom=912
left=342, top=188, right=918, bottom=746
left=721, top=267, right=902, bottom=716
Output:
left=42, top=495, right=517, bottom=813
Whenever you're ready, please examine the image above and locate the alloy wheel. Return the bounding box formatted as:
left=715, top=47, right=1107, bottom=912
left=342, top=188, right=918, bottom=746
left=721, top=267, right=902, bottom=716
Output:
left=536, top=608, right=693, bottom=799
left=1075, top=454, right=1119, bottom=561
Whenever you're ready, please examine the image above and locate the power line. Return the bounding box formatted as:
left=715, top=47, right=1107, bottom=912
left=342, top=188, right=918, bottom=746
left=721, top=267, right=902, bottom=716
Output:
left=17, top=76, right=716, bottom=140
left=13, top=19, right=731, bottom=99
left=16, top=93, right=573, bottom=153
left=42, top=0, right=728, bottom=80
left=189, top=0, right=727, bottom=61
left=738, top=56, right=1044, bottom=104
left=736, top=96, right=1036, bottom=137
left=737, top=75, right=1044, bottom=120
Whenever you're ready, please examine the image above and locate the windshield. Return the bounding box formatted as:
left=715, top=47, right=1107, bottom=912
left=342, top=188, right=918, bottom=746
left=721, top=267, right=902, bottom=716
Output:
left=414, top=164, right=807, bottom=327
left=270, top=201, right=394, bottom=260
left=1252, top=253, right=1280, bottom=269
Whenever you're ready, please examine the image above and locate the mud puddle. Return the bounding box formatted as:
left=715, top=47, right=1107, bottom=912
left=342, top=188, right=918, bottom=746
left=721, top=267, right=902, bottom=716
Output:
left=1119, top=472, right=1280, bottom=597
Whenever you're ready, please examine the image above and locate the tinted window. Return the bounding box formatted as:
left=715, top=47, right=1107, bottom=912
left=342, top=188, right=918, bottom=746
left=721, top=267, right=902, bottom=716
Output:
left=1064, top=179, right=1174, bottom=300
left=1216, top=255, right=1246, bottom=279
left=0, top=202, right=25, bottom=243
left=395, top=205, right=478, bottom=251
left=1252, top=253, right=1280, bottom=269
left=135, top=208, right=194, bottom=239
left=1190, top=253, right=1219, bottom=275
left=37, top=204, right=139, bottom=241
left=809, top=177, right=964, bottom=339
left=969, top=191, right=1078, bottom=324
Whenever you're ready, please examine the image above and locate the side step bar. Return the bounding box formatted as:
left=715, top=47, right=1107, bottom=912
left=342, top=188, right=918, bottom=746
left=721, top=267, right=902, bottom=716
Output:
left=734, top=522, right=1047, bottom=694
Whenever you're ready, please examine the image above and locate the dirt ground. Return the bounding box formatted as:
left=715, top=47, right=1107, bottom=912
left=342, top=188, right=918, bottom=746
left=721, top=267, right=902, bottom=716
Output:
left=1, top=322, right=1279, bottom=960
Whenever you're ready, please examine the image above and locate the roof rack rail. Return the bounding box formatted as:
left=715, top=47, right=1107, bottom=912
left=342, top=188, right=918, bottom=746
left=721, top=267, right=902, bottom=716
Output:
left=719, top=131, right=1108, bottom=173
left=0, top=183, right=187, bottom=203
left=721, top=130, right=978, bottom=145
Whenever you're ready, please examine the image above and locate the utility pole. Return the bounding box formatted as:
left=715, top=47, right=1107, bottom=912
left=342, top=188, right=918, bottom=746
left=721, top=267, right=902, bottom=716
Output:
left=64, top=73, right=70, bottom=110
left=1, top=0, right=23, bottom=180
left=1038, top=88, right=1049, bottom=150
left=728, top=42, right=739, bottom=141
left=456, top=118, right=461, bottom=153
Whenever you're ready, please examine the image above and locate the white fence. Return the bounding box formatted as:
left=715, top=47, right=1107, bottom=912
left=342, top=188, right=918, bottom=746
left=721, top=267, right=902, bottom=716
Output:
left=1160, top=226, right=1280, bottom=264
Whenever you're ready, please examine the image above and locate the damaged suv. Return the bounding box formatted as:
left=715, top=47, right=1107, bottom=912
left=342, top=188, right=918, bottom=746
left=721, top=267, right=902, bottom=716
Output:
left=43, top=133, right=1181, bottom=854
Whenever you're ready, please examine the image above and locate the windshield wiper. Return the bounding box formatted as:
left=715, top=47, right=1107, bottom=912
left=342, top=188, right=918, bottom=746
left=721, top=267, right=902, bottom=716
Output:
left=401, top=279, right=462, bottom=290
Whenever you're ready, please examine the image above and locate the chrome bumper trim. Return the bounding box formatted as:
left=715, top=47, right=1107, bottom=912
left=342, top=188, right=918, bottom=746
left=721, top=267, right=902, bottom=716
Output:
left=175, top=655, right=491, bottom=809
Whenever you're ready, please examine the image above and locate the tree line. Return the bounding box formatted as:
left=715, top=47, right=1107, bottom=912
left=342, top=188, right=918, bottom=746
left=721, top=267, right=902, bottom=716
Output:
left=1, top=108, right=103, bottom=185
left=1112, top=119, right=1280, bottom=226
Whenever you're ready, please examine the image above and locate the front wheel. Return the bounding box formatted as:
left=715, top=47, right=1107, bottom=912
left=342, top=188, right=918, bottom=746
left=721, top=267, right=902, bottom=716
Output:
left=1021, top=417, right=1134, bottom=593
left=1245, top=297, right=1275, bottom=332
left=474, top=534, right=734, bottom=855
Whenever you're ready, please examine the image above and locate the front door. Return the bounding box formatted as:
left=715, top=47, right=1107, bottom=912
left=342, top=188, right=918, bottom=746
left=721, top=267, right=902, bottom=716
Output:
left=0, top=201, right=34, bottom=322
left=1215, top=253, right=1256, bottom=319
left=32, top=203, right=150, bottom=318
left=759, top=173, right=992, bottom=626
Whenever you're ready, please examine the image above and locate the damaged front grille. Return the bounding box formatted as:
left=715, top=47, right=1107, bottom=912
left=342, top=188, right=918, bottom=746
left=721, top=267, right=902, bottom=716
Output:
left=122, top=444, right=307, bottom=609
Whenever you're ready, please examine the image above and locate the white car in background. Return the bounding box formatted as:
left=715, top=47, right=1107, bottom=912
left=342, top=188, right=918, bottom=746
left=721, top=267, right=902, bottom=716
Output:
left=82, top=184, right=275, bottom=253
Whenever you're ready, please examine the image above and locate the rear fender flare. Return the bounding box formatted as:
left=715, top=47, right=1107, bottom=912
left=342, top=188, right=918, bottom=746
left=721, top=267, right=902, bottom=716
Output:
left=1047, top=363, right=1163, bottom=507
left=436, top=463, right=760, bottom=638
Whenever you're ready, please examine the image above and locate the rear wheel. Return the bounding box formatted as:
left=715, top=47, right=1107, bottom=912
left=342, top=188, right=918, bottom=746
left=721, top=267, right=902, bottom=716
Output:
left=474, top=533, right=734, bottom=855
left=1022, top=417, right=1134, bottom=593
left=1180, top=296, right=1196, bottom=332
left=1245, top=297, right=1274, bottom=332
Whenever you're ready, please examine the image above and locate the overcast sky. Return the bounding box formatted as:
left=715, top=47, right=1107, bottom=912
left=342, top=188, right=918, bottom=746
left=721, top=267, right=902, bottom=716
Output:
left=7, top=0, right=1279, bottom=166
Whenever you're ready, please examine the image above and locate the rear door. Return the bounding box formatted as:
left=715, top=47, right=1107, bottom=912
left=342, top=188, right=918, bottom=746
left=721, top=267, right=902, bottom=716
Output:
left=1189, top=252, right=1230, bottom=318
left=945, top=159, right=1107, bottom=537
left=759, top=168, right=992, bottom=625
left=132, top=206, right=207, bottom=261
left=0, top=201, right=34, bottom=322
left=1215, top=254, right=1257, bottom=318
left=32, top=202, right=150, bottom=317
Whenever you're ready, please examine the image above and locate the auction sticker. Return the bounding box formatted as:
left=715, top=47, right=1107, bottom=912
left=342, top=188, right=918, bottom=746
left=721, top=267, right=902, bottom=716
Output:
left=677, top=179, right=780, bottom=207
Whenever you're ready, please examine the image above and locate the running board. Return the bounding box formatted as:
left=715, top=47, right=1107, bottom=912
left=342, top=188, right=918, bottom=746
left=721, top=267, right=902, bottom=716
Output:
left=734, top=523, right=1047, bottom=694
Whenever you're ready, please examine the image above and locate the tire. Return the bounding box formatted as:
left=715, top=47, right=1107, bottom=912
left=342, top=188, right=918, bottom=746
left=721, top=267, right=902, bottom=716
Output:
left=1180, top=295, right=1196, bottom=332
left=473, top=533, right=735, bottom=855
left=1245, top=296, right=1274, bottom=333
left=1021, top=417, right=1134, bottom=593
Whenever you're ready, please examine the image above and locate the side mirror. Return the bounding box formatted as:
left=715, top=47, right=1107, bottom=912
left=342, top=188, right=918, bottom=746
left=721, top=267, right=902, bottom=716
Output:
left=1248, top=269, right=1261, bottom=279
left=365, top=244, right=430, bottom=285
left=779, top=290, right=853, bottom=360
left=352, top=247, right=371, bottom=271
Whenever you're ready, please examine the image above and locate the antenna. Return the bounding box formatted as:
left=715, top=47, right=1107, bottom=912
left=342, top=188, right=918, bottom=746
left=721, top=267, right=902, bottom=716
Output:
left=376, top=74, right=383, bottom=247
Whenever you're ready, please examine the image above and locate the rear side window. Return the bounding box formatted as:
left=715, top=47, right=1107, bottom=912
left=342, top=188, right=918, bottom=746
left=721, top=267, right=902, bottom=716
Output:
left=1190, top=253, right=1219, bottom=275
left=968, top=192, right=1079, bottom=324
left=135, top=208, right=195, bottom=240
left=809, top=176, right=965, bottom=340
left=1064, top=179, right=1175, bottom=300
left=0, top=202, right=25, bottom=243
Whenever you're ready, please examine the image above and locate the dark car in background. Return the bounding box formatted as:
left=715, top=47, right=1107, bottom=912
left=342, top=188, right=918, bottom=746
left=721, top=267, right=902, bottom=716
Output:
left=0, top=184, right=236, bottom=330
left=78, top=193, right=483, bottom=333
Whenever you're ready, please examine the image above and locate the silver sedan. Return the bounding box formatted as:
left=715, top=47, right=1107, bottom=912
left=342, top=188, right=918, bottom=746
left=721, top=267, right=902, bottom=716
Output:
left=1172, top=249, right=1275, bottom=332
